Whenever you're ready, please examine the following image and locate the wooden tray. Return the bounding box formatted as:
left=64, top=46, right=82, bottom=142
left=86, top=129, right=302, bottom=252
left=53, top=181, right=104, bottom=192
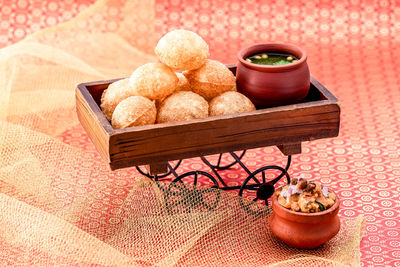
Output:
left=76, top=65, right=340, bottom=173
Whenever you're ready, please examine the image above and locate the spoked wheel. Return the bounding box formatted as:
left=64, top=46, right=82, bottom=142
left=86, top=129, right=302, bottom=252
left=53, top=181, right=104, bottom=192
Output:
left=164, top=171, right=221, bottom=216
left=201, top=150, right=246, bottom=170
left=238, top=165, right=290, bottom=215
left=136, top=160, right=182, bottom=180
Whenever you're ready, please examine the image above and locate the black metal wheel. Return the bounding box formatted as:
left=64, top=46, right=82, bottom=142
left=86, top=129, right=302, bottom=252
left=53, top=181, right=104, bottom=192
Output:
left=238, top=164, right=291, bottom=215
left=136, top=160, right=182, bottom=180
left=201, top=150, right=246, bottom=170
left=164, top=171, right=221, bottom=216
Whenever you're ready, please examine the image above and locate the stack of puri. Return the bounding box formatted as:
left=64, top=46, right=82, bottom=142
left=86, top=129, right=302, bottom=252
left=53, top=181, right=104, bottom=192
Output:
left=100, top=29, right=255, bottom=129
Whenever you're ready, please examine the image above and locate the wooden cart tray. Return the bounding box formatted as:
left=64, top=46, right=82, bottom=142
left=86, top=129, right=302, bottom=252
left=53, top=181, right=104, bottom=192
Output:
left=76, top=65, right=340, bottom=172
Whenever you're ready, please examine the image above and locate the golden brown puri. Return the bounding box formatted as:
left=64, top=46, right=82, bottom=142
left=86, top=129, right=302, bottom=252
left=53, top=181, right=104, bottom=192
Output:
left=129, top=62, right=178, bottom=100
left=111, top=96, right=156, bottom=129
left=157, top=91, right=208, bottom=123
left=175, top=72, right=191, bottom=92
left=100, top=78, right=137, bottom=121
left=209, top=91, right=255, bottom=116
left=155, top=29, right=209, bottom=71
left=183, top=59, right=236, bottom=101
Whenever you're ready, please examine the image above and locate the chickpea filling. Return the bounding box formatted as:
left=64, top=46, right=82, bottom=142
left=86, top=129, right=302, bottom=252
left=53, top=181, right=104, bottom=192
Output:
left=276, top=175, right=336, bottom=213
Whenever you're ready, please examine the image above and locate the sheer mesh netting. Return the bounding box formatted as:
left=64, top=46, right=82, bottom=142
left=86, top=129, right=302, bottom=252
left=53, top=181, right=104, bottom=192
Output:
left=0, top=0, right=364, bottom=265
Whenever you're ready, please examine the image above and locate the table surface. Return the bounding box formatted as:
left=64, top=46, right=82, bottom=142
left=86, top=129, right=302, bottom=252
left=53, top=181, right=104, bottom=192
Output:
left=1, top=0, right=399, bottom=266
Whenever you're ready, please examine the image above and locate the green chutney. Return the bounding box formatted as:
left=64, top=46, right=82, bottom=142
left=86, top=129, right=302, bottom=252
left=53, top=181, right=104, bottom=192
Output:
left=246, top=52, right=298, bottom=66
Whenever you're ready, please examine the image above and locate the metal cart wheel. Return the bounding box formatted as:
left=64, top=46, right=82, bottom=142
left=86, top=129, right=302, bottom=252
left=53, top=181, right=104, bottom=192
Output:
left=136, top=160, right=182, bottom=180
left=164, top=171, right=221, bottom=216
left=201, top=150, right=246, bottom=170
left=238, top=165, right=290, bottom=215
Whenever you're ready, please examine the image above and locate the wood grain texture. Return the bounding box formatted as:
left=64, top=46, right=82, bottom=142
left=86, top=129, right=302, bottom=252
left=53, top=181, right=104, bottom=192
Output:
left=76, top=66, right=340, bottom=171
left=145, top=163, right=168, bottom=175
left=75, top=87, right=111, bottom=161
left=277, top=143, right=302, bottom=156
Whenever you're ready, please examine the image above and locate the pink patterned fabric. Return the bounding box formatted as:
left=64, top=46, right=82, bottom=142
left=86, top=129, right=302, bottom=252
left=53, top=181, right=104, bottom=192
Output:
left=2, top=0, right=400, bottom=265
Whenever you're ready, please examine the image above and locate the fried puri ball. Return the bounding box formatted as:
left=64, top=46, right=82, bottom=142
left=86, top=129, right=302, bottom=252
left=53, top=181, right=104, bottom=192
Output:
left=183, top=59, right=236, bottom=101
left=209, top=91, right=256, bottom=116
left=100, top=78, right=137, bottom=120
left=175, top=72, right=191, bottom=92
left=129, top=63, right=178, bottom=100
left=155, top=29, right=209, bottom=71
left=111, top=96, right=156, bottom=129
left=157, top=91, right=208, bottom=123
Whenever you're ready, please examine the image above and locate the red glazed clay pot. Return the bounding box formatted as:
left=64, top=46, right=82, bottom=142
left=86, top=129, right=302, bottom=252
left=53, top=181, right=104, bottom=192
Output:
left=236, top=43, right=310, bottom=108
left=269, top=188, right=340, bottom=249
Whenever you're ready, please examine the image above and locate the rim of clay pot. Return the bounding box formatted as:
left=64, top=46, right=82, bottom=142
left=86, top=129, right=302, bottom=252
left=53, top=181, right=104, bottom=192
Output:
left=238, top=43, right=307, bottom=72
left=272, top=185, right=340, bottom=224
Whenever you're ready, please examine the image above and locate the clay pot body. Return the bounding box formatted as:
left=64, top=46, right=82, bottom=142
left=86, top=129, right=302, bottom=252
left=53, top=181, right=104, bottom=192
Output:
left=269, top=189, right=340, bottom=249
left=236, top=43, right=310, bottom=108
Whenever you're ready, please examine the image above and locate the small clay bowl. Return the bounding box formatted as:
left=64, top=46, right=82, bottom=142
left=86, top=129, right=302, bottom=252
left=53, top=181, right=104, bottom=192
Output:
left=236, top=43, right=310, bottom=108
left=269, top=187, right=340, bottom=249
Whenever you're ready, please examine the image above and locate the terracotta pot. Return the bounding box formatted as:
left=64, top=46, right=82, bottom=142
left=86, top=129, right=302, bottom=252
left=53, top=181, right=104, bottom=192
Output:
left=269, top=187, right=340, bottom=249
left=236, top=43, right=310, bottom=108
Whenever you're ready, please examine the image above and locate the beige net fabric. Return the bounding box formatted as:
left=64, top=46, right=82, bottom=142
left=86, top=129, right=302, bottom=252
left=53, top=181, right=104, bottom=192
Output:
left=0, top=0, right=364, bottom=265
